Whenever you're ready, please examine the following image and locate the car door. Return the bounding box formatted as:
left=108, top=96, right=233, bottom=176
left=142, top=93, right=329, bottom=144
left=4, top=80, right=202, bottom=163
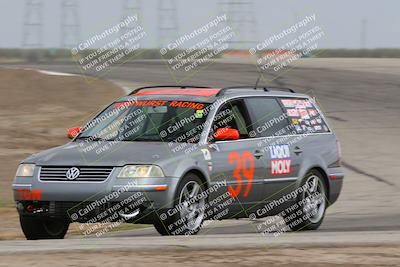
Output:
left=206, top=98, right=267, bottom=212
left=244, top=97, right=303, bottom=209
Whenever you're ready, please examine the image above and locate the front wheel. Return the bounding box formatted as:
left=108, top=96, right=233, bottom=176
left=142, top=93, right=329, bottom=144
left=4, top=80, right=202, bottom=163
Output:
left=153, top=173, right=206, bottom=236
left=283, top=170, right=327, bottom=231
left=20, top=216, right=70, bottom=240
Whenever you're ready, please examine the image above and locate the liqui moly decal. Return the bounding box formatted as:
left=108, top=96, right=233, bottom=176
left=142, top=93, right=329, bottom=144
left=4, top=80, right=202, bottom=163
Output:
left=268, top=144, right=291, bottom=176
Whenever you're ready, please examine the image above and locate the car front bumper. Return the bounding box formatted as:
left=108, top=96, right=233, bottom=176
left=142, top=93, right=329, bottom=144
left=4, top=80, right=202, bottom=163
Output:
left=12, top=166, right=181, bottom=222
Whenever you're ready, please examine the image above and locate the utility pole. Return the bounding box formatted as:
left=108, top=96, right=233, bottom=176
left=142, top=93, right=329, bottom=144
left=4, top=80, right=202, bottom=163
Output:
left=158, top=0, right=178, bottom=48
left=22, top=0, right=43, bottom=62
left=22, top=0, right=43, bottom=48
left=361, top=18, right=367, bottom=49
left=218, top=0, right=257, bottom=50
left=61, top=0, right=80, bottom=49
left=120, top=0, right=143, bottom=47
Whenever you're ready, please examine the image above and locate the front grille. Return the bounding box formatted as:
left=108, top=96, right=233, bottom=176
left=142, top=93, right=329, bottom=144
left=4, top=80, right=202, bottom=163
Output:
left=39, top=166, right=113, bottom=182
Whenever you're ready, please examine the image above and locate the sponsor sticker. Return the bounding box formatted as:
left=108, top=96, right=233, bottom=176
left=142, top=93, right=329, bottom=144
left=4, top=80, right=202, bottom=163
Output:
left=201, top=148, right=212, bottom=161
left=114, top=100, right=168, bottom=109
left=314, top=125, right=322, bottom=131
left=308, top=109, right=318, bottom=117
left=269, top=144, right=290, bottom=159
left=16, top=189, right=42, bottom=201
left=299, top=109, right=310, bottom=119
left=304, top=100, right=313, bottom=108
left=209, top=143, right=220, bottom=152
left=195, top=109, right=205, bottom=119
left=287, top=109, right=299, bottom=117
left=295, top=101, right=306, bottom=109
left=291, top=118, right=299, bottom=125
left=207, top=162, right=213, bottom=172
left=281, top=99, right=295, bottom=107
left=271, top=159, right=291, bottom=176
left=169, top=101, right=205, bottom=109
left=268, top=144, right=291, bottom=176
left=114, top=100, right=205, bottom=110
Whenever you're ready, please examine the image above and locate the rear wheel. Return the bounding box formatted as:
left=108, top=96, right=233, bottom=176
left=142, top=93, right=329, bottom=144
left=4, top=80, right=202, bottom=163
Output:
left=283, top=170, right=327, bottom=231
left=153, top=173, right=206, bottom=235
left=20, top=216, right=69, bottom=240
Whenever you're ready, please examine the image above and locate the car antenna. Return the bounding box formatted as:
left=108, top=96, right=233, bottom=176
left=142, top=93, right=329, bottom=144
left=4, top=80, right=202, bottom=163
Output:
left=254, top=74, right=262, bottom=89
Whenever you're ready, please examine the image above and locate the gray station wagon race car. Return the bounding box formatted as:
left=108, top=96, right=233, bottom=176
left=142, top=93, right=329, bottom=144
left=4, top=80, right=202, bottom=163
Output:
left=12, top=85, right=344, bottom=239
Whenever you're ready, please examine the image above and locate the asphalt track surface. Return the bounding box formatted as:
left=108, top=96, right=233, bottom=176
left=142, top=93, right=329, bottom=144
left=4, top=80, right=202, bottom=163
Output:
left=1, top=59, right=399, bottom=251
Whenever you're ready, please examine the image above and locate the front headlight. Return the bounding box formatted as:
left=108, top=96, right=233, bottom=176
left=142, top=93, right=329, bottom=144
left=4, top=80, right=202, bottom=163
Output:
left=16, top=164, right=35, bottom=177
left=117, top=165, right=165, bottom=178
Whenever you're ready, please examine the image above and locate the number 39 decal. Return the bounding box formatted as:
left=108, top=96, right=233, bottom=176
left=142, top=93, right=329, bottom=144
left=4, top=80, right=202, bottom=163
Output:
left=228, top=151, right=255, bottom=198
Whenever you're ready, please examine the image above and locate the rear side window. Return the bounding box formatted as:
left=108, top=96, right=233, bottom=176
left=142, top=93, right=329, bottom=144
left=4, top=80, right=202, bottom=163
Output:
left=245, top=97, right=291, bottom=137
left=279, top=98, right=330, bottom=134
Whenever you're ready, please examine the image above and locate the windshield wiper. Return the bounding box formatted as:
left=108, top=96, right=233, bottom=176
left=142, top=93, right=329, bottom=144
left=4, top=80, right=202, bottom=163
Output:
left=129, top=138, right=160, bottom=142
left=75, top=136, right=110, bottom=142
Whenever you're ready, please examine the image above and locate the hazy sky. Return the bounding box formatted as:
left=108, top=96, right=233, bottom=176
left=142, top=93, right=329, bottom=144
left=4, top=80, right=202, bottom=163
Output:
left=1, top=0, right=399, bottom=49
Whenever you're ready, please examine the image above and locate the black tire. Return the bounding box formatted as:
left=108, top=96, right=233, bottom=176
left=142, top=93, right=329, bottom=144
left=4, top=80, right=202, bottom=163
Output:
left=153, top=173, right=206, bottom=236
left=20, top=216, right=70, bottom=240
left=283, top=169, right=327, bottom=231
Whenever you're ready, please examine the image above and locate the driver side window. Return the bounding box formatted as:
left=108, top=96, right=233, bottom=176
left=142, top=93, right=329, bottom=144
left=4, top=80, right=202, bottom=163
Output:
left=209, top=99, right=251, bottom=141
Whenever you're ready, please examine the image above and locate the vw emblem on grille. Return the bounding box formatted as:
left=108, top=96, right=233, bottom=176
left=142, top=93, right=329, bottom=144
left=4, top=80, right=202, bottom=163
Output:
left=66, top=167, right=80, bottom=180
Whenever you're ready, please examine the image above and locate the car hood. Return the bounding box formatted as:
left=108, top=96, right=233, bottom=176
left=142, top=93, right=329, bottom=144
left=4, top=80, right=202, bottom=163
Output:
left=23, top=141, right=190, bottom=166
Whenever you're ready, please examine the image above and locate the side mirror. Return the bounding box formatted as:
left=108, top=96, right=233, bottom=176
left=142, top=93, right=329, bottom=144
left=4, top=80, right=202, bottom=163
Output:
left=67, top=127, right=81, bottom=139
left=214, top=128, right=239, bottom=141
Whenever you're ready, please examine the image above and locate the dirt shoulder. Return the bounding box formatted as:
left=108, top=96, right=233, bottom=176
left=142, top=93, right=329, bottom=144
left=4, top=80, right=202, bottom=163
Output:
left=0, top=246, right=399, bottom=267
left=0, top=68, right=123, bottom=239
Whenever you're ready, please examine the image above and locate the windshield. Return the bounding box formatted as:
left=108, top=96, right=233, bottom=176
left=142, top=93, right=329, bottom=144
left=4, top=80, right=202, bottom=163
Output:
left=76, top=100, right=210, bottom=143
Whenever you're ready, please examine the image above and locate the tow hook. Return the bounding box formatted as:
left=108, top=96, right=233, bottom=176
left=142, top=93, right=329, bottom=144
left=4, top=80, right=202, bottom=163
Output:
left=17, top=202, right=47, bottom=214
left=119, top=209, right=140, bottom=220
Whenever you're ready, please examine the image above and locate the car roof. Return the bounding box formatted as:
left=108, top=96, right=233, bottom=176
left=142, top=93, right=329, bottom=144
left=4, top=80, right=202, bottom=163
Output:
left=134, top=88, right=221, bottom=97
left=117, top=86, right=309, bottom=103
